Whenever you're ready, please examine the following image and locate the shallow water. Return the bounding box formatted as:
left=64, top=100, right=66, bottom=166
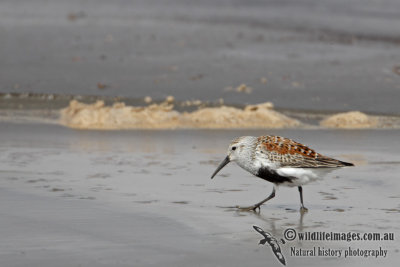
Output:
left=0, top=123, right=399, bottom=266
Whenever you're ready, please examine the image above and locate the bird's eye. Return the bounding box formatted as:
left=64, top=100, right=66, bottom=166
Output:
left=232, top=146, right=237, bottom=151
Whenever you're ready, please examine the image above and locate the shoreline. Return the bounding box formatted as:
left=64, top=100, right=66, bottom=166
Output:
left=1, top=96, right=400, bottom=130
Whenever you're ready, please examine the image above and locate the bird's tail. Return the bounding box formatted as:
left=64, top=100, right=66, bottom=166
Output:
left=338, top=160, right=354, bottom=167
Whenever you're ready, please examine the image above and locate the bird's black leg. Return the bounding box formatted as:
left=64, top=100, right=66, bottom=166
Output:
left=236, top=186, right=276, bottom=211
left=298, top=186, right=308, bottom=212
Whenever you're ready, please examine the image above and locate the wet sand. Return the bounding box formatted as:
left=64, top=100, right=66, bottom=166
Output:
left=0, top=122, right=399, bottom=266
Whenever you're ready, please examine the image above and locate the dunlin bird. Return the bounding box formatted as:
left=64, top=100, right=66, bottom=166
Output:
left=211, top=135, right=354, bottom=212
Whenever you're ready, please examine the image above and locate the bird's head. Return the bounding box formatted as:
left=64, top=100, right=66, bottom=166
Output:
left=211, top=136, right=256, bottom=179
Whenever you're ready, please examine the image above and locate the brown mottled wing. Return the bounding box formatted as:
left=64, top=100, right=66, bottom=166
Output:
left=257, top=135, right=353, bottom=168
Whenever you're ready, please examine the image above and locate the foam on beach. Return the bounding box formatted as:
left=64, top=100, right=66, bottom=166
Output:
left=320, top=111, right=378, bottom=128
left=60, top=100, right=301, bottom=129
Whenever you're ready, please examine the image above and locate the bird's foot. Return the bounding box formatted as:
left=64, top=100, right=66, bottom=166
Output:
left=300, top=206, right=308, bottom=213
left=235, top=205, right=261, bottom=212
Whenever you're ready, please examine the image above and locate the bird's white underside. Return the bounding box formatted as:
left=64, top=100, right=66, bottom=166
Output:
left=234, top=157, right=336, bottom=187
left=276, top=167, right=337, bottom=187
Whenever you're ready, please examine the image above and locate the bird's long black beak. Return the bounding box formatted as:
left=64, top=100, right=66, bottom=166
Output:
left=211, top=156, right=230, bottom=179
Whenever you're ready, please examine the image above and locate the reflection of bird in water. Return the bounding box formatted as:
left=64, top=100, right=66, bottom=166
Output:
left=251, top=207, right=306, bottom=235
left=253, top=225, right=286, bottom=266
left=211, top=135, right=354, bottom=212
